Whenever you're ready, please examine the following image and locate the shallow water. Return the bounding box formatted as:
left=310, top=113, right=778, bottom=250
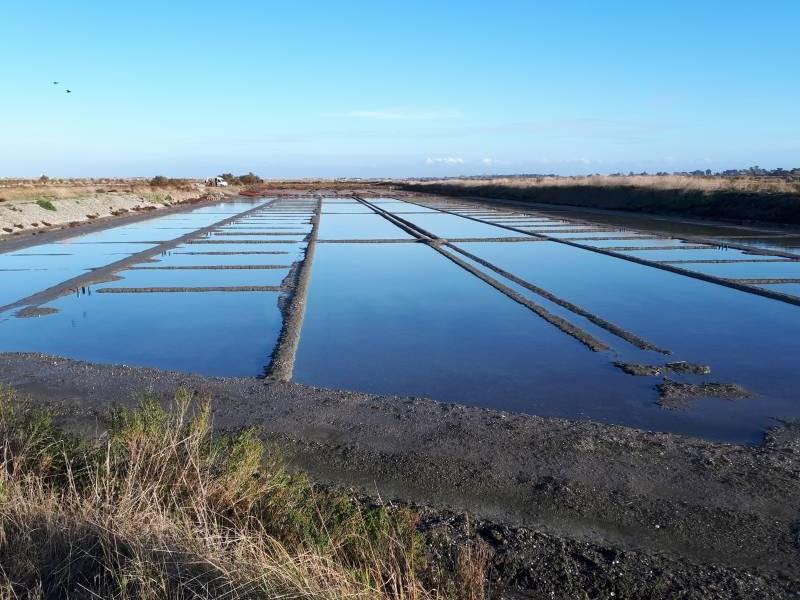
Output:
left=294, top=243, right=651, bottom=418
left=103, top=267, right=290, bottom=288
left=0, top=291, right=283, bottom=376
left=317, top=213, right=411, bottom=240
left=2, top=195, right=799, bottom=444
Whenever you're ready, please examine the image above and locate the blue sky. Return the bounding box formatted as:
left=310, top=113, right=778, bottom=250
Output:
left=2, top=1, right=799, bottom=178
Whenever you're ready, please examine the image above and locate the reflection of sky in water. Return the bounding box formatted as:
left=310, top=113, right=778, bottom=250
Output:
left=5, top=196, right=800, bottom=444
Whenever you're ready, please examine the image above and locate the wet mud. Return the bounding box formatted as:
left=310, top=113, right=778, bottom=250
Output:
left=266, top=200, right=321, bottom=381
left=1, top=353, right=797, bottom=598
left=14, top=306, right=60, bottom=318
left=657, top=380, right=753, bottom=409
left=615, top=361, right=712, bottom=377
left=96, top=286, right=284, bottom=293
left=128, top=264, right=290, bottom=270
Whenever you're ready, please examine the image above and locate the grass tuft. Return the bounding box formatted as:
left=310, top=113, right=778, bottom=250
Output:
left=0, top=386, right=477, bottom=599
left=35, top=198, right=57, bottom=211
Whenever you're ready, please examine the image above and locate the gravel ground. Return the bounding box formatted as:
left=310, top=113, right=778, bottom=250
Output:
left=1, top=353, right=798, bottom=598
left=0, top=186, right=238, bottom=238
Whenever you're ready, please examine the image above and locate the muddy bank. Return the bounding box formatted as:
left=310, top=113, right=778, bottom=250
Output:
left=0, top=353, right=798, bottom=597
left=615, top=361, right=712, bottom=377
left=267, top=199, right=321, bottom=381
left=397, top=181, right=800, bottom=226
left=658, top=380, right=753, bottom=409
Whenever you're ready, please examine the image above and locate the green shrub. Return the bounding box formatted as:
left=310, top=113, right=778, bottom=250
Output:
left=35, top=198, right=56, bottom=211
left=149, top=176, right=187, bottom=187
left=0, top=387, right=438, bottom=599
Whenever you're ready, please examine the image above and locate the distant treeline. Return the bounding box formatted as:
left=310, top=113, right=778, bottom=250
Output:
left=148, top=173, right=264, bottom=187
left=218, top=172, right=263, bottom=185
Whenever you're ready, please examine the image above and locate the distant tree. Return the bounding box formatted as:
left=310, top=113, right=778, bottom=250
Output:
left=150, top=175, right=169, bottom=186
left=237, top=172, right=263, bottom=185
left=38, top=175, right=49, bottom=183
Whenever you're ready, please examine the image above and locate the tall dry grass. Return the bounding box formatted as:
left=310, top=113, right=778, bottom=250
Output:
left=0, top=387, right=450, bottom=600
left=407, top=175, right=800, bottom=195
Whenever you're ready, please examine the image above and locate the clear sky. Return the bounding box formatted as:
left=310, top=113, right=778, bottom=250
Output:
left=2, top=1, right=799, bottom=178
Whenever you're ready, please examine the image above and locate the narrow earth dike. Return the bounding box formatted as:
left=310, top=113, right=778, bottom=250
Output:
left=398, top=180, right=800, bottom=225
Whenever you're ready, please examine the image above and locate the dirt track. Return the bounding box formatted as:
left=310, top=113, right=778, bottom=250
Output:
left=1, top=353, right=798, bottom=598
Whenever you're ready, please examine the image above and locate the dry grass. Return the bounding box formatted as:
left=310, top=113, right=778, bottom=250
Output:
left=454, top=542, right=492, bottom=600
left=0, top=387, right=466, bottom=600
left=0, top=179, right=201, bottom=204
left=407, top=175, right=800, bottom=196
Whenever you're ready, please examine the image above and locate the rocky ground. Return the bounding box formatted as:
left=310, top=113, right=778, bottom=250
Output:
left=1, top=353, right=798, bottom=598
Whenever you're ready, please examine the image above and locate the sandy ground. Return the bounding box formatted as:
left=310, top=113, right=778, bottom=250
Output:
left=0, top=181, right=240, bottom=237
left=0, top=354, right=798, bottom=598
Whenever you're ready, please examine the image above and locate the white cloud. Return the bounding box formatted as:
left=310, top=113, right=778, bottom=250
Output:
left=481, top=157, right=495, bottom=165
left=426, top=157, right=464, bottom=165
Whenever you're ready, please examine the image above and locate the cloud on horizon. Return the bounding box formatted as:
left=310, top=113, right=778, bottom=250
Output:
left=426, top=156, right=464, bottom=165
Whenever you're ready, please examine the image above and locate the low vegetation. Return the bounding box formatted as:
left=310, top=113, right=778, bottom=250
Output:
left=149, top=175, right=191, bottom=187
left=406, top=173, right=800, bottom=195
left=220, top=172, right=264, bottom=186
left=0, top=387, right=485, bottom=599
left=401, top=174, right=800, bottom=224
left=35, top=198, right=57, bottom=211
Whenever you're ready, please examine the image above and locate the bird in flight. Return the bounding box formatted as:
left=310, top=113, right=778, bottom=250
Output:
left=65, top=89, right=72, bottom=94
left=53, top=81, right=59, bottom=85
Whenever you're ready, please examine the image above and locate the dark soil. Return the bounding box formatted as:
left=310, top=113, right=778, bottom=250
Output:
left=665, top=361, right=712, bottom=375
left=1, top=353, right=797, bottom=598
left=657, top=379, right=753, bottom=409
left=615, top=362, right=712, bottom=377
left=614, top=362, right=664, bottom=376
left=14, top=306, right=60, bottom=318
